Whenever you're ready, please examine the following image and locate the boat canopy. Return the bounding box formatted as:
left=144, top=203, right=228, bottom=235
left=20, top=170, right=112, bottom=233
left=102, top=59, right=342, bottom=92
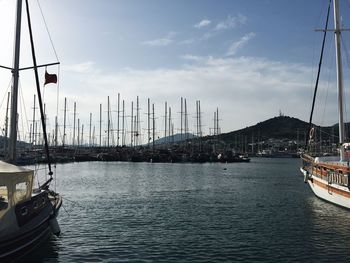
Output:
left=0, top=161, right=33, bottom=212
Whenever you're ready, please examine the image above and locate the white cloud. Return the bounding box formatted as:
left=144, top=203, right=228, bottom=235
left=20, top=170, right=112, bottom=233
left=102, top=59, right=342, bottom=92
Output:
left=194, top=19, right=211, bottom=29
left=180, top=54, right=203, bottom=62
left=226, top=32, right=256, bottom=56
left=63, top=61, right=96, bottom=73
left=179, top=38, right=195, bottom=45
left=142, top=32, right=176, bottom=47
left=57, top=55, right=318, bottom=141
left=215, top=14, right=247, bottom=31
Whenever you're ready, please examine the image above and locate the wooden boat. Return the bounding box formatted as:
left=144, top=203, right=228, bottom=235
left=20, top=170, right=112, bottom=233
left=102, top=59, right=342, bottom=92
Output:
left=0, top=0, right=62, bottom=260
left=300, top=0, right=350, bottom=209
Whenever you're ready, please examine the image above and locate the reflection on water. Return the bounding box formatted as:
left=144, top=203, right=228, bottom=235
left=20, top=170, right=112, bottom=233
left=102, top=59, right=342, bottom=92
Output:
left=17, top=236, right=60, bottom=263
left=18, top=159, right=350, bottom=262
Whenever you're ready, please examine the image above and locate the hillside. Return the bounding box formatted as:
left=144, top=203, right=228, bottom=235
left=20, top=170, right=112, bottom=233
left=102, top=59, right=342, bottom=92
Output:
left=216, top=116, right=309, bottom=143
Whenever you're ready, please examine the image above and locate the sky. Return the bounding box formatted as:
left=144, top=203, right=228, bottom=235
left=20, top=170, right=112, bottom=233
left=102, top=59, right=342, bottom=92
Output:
left=0, top=0, right=350, bottom=145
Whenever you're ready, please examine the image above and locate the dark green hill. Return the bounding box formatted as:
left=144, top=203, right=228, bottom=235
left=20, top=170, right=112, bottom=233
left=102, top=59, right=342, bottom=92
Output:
left=217, top=116, right=310, bottom=143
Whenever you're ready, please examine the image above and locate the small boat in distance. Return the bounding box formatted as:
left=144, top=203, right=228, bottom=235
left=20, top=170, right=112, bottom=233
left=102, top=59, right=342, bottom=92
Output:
left=300, top=0, right=350, bottom=209
left=0, top=0, right=62, bottom=261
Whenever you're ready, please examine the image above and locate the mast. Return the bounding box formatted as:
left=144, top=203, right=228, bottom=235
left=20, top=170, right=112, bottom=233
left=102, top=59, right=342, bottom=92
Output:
left=122, top=100, right=125, bottom=146
left=31, top=94, right=36, bottom=145
left=63, top=97, right=67, bottom=146
left=333, top=0, right=345, bottom=160
left=81, top=124, right=84, bottom=147
left=8, top=0, right=23, bottom=161
left=99, top=103, right=102, bottom=147
left=180, top=97, right=183, bottom=141
left=55, top=116, right=58, bottom=147
left=136, top=96, right=140, bottom=146
left=107, top=96, right=110, bottom=147
left=4, top=92, right=10, bottom=153
left=131, top=101, right=133, bottom=147
left=73, top=102, right=76, bottom=146
left=117, top=93, right=120, bottom=146
left=164, top=101, right=167, bottom=142
left=89, top=113, right=92, bottom=147
left=77, top=118, right=80, bottom=147
left=168, top=106, right=171, bottom=144
left=148, top=98, right=151, bottom=147
left=152, top=103, right=155, bottom=150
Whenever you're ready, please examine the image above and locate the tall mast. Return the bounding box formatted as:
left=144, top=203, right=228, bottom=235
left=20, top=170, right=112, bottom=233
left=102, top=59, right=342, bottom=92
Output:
left=89, top=113, right=92, bottom=147
left=107, top=96, right=110, bottom=147
left=63, top=97, right=67, bottom=146
left=4, top=92, right=10, bottom=153
left=55, top=116, right=58, bottom=147
left=136, top=96, right=140, bottom=146
left=180, top=97, right=183, bottom=141
left=131, top=101, right=133, bottom=147
left=333, top=0, right=345, bottom=160
left=8, top=0, right=23, bottom=161
left=152, top=103, right=155, bottom=150
left=168, top=106, right=171, bottom=144
left=122, top=100, right=125, bottom=146
left=148, top=98, right=151, bottom=147
left=73, top=102, right=76, bottom=146
left=117, top=93, right=120, bottom=146
left=77, top=118, right=80, bottom=147
left=184, top=99, right=188, bottom=139
left=164, top=101, right=167, bottom=142
left=99, top=103, right=102, bottom=147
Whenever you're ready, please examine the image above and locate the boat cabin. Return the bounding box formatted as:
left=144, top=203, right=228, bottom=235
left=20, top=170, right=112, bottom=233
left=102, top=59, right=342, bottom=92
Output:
left=0, top=161, right=33, bottom=219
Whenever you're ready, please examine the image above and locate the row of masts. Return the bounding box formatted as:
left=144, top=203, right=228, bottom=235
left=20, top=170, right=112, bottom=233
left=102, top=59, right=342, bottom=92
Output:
left=2, top=93, right=221, bottom=150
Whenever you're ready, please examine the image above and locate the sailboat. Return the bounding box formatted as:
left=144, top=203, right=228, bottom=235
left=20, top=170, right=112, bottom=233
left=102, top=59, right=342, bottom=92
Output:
left=300, top=0, right=350, bottom=209
left=0, top=0, right=62, bottom=260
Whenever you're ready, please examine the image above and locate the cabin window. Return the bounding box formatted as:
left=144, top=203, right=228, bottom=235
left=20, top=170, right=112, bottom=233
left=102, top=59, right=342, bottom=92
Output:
left=15, top=182, right=28, bottom=203
left=0, top=185, right=8, bottom=211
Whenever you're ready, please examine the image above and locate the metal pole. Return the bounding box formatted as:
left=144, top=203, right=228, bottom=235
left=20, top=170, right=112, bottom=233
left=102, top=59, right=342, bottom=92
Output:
left=333, top=0, right=345, bottom=160
left=117, top=93, right=120, bottom=146
left=122, top=100, right=125, bottom=146
left=63, top=97, right=67, bottom=146
left=9, top=0, right=23, bottom=161
left=89, top=113, right=92, bottom=147
left=148, top=98, right=150, bottom=147
left=152, top=103, right=155, bottom=149
left=99, top=103, right=102, bottom=147
left=73, top=102, right=76, bottom=146
left=107, top=96, right=110, bottom=147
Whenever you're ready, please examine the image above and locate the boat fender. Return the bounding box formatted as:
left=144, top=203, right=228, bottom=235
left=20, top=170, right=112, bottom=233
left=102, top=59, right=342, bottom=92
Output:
left=304, top=171, right=309, bottom=183
left=49, top=217, right=61, bottom=236
left=309, top=128, right=315, bottom=139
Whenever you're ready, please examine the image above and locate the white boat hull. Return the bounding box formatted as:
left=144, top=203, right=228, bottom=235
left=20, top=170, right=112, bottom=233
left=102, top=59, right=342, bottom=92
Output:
left=301, top=167, right=350, bottom=209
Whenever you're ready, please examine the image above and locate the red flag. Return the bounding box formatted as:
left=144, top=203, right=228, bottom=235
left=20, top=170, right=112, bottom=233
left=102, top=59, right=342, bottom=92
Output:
left=44, top=70, right=57, bottom=85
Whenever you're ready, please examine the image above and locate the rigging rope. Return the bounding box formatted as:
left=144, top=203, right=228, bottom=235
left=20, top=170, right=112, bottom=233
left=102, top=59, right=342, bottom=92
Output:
left=36, top=0, right=61, bottom=138
left=307, top=0, right=331, bottom=148
left=36, top=0, right=59, bottom=62
left=25, top=0, right=53, bottom=186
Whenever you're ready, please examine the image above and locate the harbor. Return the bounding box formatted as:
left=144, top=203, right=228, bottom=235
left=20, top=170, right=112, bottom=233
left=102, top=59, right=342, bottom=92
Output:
left=18, top=159, right=350, bottom=263
left=2, top=0, right=350, bottom=262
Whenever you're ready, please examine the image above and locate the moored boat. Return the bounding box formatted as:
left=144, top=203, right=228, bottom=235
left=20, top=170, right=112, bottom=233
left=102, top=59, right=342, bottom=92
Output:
left=301, top=0, right=350, bottom=209
left=0, top=0, right=62, bottom=260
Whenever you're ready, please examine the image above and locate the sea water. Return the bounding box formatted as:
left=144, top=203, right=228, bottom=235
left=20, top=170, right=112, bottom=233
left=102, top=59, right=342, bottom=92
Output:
left=19, top=158, right=350, bottom=262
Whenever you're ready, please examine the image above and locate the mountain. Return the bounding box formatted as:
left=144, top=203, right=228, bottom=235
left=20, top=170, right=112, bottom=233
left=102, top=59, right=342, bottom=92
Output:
left=217, top=115, right=310, bottom=143
left=148, top=133, right=196, bottom=146
left=209, top=115, right=347, bottom=148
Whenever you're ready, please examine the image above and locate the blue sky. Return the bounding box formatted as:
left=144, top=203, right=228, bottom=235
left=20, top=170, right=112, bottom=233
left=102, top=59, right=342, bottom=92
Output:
left=0, top=0, right=350, bottom=145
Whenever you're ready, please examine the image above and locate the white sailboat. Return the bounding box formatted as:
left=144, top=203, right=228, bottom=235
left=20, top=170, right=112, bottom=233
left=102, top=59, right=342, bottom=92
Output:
left=0, top=0, right=62, bottom=261
left=300, top=0, right=350, bottom=209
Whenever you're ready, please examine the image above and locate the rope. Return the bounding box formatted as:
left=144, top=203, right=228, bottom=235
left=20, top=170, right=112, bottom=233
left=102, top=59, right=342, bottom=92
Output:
left=36, top=0, right=59, bottom=62
left=18, top=79, right=30, bottom=138
left=36, top=0, right=61, bottom=129
left=307, top=0, right=331, bottom=149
